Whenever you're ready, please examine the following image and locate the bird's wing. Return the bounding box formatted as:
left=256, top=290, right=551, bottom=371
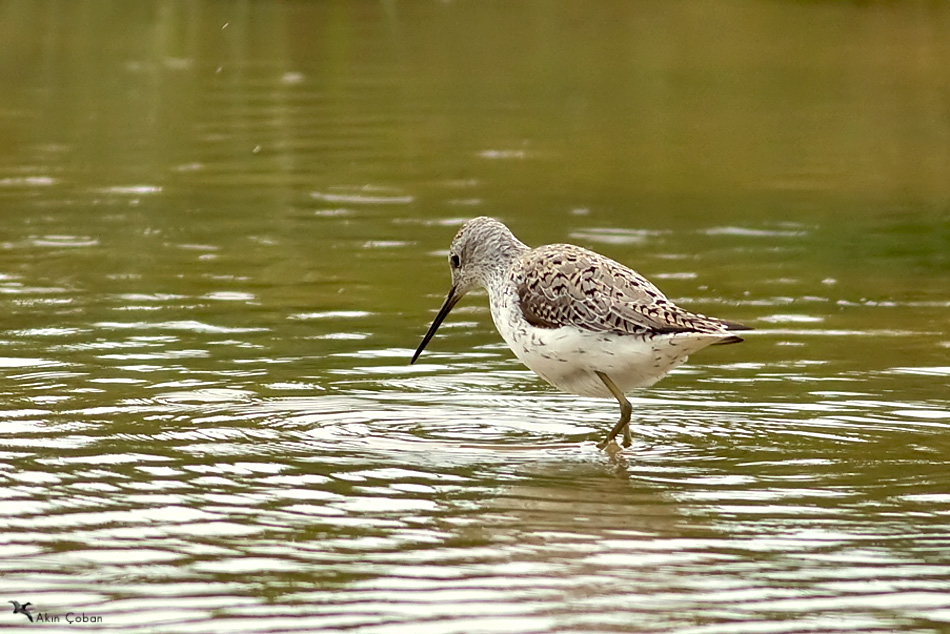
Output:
left=514, top=244, right=730, bottom=335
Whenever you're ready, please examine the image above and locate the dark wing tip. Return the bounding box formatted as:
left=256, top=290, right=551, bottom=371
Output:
left=721, top=320, right=753, bottom=332
left=712, top=334, right=745, bottom=345
left=713, top=318, right=751, bottom=345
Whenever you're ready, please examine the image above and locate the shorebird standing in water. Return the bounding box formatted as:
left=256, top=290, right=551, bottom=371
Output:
left=411, top=216, right=750, bottom=449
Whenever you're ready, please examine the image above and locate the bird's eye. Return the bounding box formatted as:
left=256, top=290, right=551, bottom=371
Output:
left=450, top=254, right=461, bottom=269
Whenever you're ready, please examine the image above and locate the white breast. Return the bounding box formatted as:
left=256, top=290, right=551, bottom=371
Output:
left=488, top=283, right=731, bottom=398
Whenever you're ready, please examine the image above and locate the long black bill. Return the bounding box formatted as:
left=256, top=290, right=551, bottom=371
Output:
left=410, top=286, right=460, bottom=364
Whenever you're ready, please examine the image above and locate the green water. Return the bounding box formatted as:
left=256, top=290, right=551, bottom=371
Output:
left=1, top=1, right=949, bottom=632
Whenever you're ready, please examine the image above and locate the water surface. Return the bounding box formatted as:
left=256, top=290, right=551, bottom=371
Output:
left=1, top=1, right=949, bottom=633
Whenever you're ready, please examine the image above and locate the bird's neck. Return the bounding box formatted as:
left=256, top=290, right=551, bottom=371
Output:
left=477, top=237, right=528, bottom=289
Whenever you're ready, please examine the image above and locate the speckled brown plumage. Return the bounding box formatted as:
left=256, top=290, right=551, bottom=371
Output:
left=514, top=243, right=746, bottom=341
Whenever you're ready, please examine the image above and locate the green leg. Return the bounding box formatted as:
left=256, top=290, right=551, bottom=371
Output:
left=595, top=371, right=632, bottom=449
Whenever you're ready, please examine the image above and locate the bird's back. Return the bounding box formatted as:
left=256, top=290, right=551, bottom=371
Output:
left=512, top=243, right=745, bottom=339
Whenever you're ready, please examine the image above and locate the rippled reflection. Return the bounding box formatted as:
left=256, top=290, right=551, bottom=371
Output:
left=2, top=234, right=948, bottom=632
left=3, top=341, right=950, bottom=631
left=2, top=0, right=950, bottom=632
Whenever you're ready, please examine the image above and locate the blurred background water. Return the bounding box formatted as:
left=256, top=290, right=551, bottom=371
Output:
left=1, top=1, right=949, bottom=632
